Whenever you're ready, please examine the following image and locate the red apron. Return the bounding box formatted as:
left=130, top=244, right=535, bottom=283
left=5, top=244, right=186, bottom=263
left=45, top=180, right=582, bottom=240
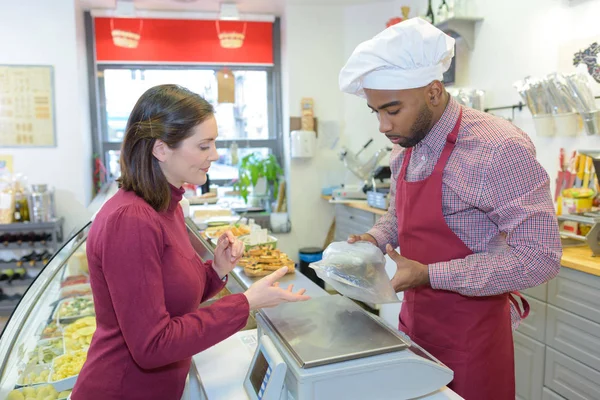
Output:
left=395, top=109, right=529, bottom=400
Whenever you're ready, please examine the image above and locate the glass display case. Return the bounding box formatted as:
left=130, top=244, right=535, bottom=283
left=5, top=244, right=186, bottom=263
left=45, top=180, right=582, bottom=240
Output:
left=0, top=223, right=91, bottom=400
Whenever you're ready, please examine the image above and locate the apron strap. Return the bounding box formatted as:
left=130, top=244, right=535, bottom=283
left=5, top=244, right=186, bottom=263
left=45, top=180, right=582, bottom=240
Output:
left=399, top=147, right=412, bottom=180
left=509, top=291, right=530, bottom=319
left=432, top=109, right=462, bottom=175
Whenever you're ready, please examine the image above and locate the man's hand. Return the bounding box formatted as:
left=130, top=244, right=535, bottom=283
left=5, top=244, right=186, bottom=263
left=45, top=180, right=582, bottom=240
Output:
left=386, top=244, right=430, bottom=292
left=347, top=233, right=378, bottom=246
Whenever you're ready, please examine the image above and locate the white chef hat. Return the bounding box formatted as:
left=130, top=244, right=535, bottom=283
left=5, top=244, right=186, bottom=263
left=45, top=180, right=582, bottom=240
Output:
left=339, top=18, right=455, bottom=98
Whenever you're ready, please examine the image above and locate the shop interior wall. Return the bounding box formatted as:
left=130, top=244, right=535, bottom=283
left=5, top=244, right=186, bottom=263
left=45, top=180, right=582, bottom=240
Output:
left=279, top=0, right=600, bottom=259
left=0, top=0, right=93, bottom=236
left=277, top=0, right=419, bottom=259
left=276, top=3, right=347, bottom=259
left=455, top=0, right=600, bottom=198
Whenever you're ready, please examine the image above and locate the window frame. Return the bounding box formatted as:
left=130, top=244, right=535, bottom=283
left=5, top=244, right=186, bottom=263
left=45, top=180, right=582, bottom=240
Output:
left=95, top=64, right=281, bottom=186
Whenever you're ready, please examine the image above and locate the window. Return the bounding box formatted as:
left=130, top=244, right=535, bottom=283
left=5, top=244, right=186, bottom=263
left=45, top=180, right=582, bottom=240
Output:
left=97, top=66, right=280, bottom=185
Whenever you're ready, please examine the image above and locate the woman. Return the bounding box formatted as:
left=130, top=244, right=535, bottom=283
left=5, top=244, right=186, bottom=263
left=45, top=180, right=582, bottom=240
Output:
left=72, top=84, right=310, bottom=400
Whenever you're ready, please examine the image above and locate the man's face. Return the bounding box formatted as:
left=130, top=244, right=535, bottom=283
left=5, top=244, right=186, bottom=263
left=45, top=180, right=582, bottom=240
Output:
left=364, top=87, right=433, bottom=148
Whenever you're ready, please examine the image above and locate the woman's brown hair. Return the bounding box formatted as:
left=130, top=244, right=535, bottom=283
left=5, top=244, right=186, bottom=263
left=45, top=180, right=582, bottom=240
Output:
left=118, top=84, right=215, bottom=211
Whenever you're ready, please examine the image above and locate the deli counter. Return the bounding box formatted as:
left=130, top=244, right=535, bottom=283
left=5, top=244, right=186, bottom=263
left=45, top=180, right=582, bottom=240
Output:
left=0, top=214, right=461, bottom=400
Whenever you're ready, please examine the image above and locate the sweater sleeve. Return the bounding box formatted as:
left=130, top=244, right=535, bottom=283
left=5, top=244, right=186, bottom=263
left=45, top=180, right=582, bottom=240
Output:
left=99, top=205, right=250, bottom=370
left=201, top=260, right=229, bottom=302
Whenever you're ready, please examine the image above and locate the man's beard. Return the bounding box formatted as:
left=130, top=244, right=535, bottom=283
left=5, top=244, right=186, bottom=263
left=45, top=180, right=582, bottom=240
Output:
left=388, top=104, right=433, bottom=148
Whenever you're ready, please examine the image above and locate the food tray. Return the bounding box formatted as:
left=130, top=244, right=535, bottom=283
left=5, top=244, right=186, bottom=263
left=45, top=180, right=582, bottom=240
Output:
left=61, top=316, right=96, bottom=353
left=204, top=223, right=250, bottom=239
left=27, top=337, right=65, bottom=366
left=7, top=386, right=71, bottom=399
left=38, top=320, right=63, bottom=340
left=59, top=283, right=92, bottom=300
left=49, top=350, right=87, bottom=392
left=59, top=275, right=89, bottom=289
left=16, top=363, right=51, bottom=388
left=53, top=296, right=95, bottom=324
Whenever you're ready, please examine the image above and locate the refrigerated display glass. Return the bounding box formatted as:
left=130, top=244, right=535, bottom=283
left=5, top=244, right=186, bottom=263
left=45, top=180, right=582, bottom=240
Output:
left=0, top=223, right=91, bottom=400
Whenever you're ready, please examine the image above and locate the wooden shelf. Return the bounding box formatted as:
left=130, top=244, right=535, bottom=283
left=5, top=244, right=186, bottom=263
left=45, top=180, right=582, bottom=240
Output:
left=435, top=17, right=484, bottom=50
left=321, top=195, right=387, bottom=216
left=561, top=245, right=600, bottom=277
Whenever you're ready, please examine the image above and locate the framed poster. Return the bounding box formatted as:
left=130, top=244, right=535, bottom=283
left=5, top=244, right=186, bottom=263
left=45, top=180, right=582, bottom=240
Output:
left=0, top=65, right=56, bottom=147
left=0, top=155, right=13, bottom=174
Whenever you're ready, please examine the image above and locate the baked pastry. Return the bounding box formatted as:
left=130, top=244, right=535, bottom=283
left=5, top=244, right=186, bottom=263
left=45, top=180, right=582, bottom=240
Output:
left=240, top=246, right=295, bottom=277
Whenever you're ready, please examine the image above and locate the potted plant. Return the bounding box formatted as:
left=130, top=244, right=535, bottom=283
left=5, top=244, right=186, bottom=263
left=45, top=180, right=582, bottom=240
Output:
left=233, top=153, right=283, bottom=205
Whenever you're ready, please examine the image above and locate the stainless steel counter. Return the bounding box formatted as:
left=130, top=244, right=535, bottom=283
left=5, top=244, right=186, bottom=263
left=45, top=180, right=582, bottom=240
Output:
left=185, top=218, right=328, bottom=299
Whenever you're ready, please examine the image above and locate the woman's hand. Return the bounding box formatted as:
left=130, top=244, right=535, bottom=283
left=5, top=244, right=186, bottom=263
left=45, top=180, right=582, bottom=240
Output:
left=244, top=267, right=311, bottom=310
left=213, top=231, right=244, bottom=279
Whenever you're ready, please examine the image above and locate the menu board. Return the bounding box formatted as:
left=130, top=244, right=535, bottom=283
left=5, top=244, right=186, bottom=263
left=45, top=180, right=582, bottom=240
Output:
left=0, top=65, right=56, bottom=147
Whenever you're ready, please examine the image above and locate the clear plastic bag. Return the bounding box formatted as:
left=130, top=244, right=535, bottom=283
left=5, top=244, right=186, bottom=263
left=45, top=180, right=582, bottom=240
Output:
left=309, top=241, right=400, bottom=304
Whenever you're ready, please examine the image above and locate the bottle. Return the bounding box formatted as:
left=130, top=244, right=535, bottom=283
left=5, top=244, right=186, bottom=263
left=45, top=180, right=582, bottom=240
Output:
left=437, top=0, right=449, bottom=22
left=13, top=193, right=23, bottom=223
left=0, top=268, right=14, bottom=281
left=425, top=0, right=435, bottom=24
left=12, top=267, right=26, bottom=281
left=230, top=142, right=239, bottom=165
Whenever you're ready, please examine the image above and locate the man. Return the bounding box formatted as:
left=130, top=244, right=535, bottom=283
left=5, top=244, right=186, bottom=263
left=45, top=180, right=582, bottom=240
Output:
left=340, top=18, right=561, bottom=399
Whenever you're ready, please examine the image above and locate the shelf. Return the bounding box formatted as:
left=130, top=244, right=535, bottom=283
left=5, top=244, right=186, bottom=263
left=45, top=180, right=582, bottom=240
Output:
left=0, top=298, right=21, bottom=316
left=0, top=241, right=55, bottom=250
left=0, top=217, right=64, bottom=232
left=0, top=277, right=35, bottom=288
left=0, top=261, right=48, bottom=269
left=435, top=17, right=484, bottom=50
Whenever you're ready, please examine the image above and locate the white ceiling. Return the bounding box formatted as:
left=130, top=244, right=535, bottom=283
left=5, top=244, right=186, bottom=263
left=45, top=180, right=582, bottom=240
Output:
left=80, top=0, right=377, bottom=16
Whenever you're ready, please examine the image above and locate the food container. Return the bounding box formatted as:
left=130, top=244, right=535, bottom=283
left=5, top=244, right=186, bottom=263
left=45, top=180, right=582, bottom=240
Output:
left=53, top=295, right=95, bottom=324
left=59, top=275, right=89, bottom=289
left=238, top=234, right=278, bottom=251
left=28, top=337, right=64, bottom=365
left=204, top=223, right=250, bottom=239
left=39, top=321, right=63, bottom=339
left=59, top=283, right=92, bottom=300
left=16, top=363, right=51, bottom=387
left=49, top=350, right=87, bottom=392
left=562, top=196, right=593, bottom=214
left=554, top=112, right=578, bottom=137
left=581, top=110, right=600, bottom=135
left=5, top=385, right=71, bottom=400
left=533, top=114, right=556, bottom=137
left=62, top=316, right=96, bottom=353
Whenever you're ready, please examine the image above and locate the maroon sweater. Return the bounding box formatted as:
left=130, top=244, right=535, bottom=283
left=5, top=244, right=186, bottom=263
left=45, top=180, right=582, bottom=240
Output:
left=72, top=186, right=249, bottom=400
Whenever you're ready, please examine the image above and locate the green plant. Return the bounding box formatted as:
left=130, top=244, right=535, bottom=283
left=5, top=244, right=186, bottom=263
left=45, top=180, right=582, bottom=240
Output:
left=234, top=153, right=283, bottom=203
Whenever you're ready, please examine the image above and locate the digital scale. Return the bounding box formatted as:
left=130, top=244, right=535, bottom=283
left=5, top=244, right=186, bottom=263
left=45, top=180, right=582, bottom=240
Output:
left=234, top=295, right=456, bottom=400
left=331, top=184, right=368, bottom=201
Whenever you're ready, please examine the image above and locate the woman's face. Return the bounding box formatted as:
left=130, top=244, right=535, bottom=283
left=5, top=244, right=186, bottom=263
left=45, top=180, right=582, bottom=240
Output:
left=155, top=115, right=220, bottom=187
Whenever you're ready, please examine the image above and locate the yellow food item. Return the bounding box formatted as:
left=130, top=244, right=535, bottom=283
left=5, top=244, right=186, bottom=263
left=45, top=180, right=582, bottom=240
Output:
left=34, top=385, right=56, bottom=400
left=21, top=388, right=36, bottom=398
left=6, top=390, right=25, bottom=400
left=562, top=187, right=595, bottom=199
left=63, top=317, right=96, bottom=352
left=52, top=350, right=87, bottom=381
left=19, top=368, right=49, bottom=385
left=57, top=391, right=71, bottom=399
left=240, top=246, right=295, bottom=277
left=206, top=224, right=250, bottom=238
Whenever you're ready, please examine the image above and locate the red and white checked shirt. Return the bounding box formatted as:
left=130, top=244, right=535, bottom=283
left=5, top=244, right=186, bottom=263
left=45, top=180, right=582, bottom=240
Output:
left=368, top=97, right=562, bottom=329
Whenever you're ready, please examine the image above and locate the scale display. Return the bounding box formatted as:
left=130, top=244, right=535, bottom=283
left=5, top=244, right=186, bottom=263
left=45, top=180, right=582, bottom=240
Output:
left=244, top=335, right=287, bottom=400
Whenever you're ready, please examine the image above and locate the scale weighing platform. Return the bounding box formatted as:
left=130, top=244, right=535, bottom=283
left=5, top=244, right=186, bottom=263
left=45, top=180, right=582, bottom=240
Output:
left=192, top=295, right=462, bottom=400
